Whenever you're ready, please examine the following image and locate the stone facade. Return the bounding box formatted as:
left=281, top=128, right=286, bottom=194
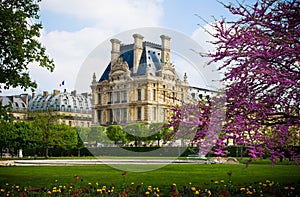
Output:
left=91, top=34, right=190, bottom=125
left=1, top=90, right=92, bottom=127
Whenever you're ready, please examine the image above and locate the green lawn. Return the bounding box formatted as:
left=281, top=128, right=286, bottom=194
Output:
left=0, top=164, right=299, bottom=188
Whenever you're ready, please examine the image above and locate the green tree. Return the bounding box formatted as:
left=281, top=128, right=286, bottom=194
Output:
left=0, top=0, right=54, bottom=92
left=123, top=123, right=149, bottom=147
left=87, top=126, right=107, bottom=145
left=12, top=121, right=33, bottom=156
left=30, top=111, right=58, bottom=158
left=0, top=119, right=14, bottom=157
left=106, top=125, right=126, bottom=145
left=149, top=122, right=165, bottom=146
left=52, top=124, right=78, bottom=150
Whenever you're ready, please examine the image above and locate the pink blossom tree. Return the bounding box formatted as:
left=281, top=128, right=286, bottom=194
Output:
left=208, top=0, right=300, bottom=165
left=166, top=0, right=299, bottom=165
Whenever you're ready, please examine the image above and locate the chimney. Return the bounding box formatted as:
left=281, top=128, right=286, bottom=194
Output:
left=110, top=38, right=121, bottom=65
left=160, top=35, right=171, bottom=64
left=71, top=90, right=77, bottom=96
left=20, top=94, right=29, bottom=106
left=53, top=89, right=60, bottom=96
left=43, top=91, right=49, bottom=97
left=133, top=34, right=144, bottom=73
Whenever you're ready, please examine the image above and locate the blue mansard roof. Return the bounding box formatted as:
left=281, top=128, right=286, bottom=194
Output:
left=99, top=42, right=163, bottom=82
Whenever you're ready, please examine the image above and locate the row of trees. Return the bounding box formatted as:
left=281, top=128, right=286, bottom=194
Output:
left=76, top=122, right=171, bottom=147
left=0, top=110, right=170, bottom=158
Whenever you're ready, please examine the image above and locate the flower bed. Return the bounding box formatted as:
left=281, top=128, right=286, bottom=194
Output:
left=0, top=173, right=299, bottom=196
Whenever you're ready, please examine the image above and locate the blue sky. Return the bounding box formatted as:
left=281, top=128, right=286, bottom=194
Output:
left=3, top=0, right=241, bottom=95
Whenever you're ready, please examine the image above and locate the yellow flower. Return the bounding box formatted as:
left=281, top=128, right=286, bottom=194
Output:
left=15, top=186, right=20, bottom=189
left=131, top=182, right=134, bottom=185
left=246, top=191, right=253, bottom=195
left=266, top=180, right=270, bottom=183
left=96, top=182, right=98, bottom=186
left=47, top=191, right=51, bottom=195
left=220, top=180, right=224, bottom=183
left=207, top=190, right=211, bottom=196
left=102, top=186, right=106, bottom=190
left=97, top=189, right=102, bottom=194
left=240, top=188, right=245, bottom=191
left=290, top=187, right=295, bottom=190
left=195, top=190, right=200, bottom=195
left=145, top=191, right=150, bottom=195
left=1, top=189, right=5, bottom=193
left=214, top=181, right=219, bottom=184
left=88, top=182, right=92, bottom=185
left=172, top=183, right=176, bottom=187
left=263, top=184, right=267, bottom=187
left=284, top=187, right=289, bottom=190
left=191, top=187, right=196, bottom=191
left=259, top=182, right=262, bottom=185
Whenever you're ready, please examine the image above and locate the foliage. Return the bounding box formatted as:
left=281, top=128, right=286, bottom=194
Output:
left=87, top=126, right=107, bottom=144
left=123, top=123, right=149, bottom=146
left=207, top=0, right=300, bottom=165
left=0, top=0, right=54, bottom=92
left=106, top=125, right=126, bottom=144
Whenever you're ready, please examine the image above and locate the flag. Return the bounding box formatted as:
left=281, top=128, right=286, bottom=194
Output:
left=59, top=81, right=65, bottom=87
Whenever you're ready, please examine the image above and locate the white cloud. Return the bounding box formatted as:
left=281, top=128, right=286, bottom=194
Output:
left=15, top=0, right=164, bottom=95
left=191, top=23, right=217, bottom=53
left=41, top=0, right=164, bottom=30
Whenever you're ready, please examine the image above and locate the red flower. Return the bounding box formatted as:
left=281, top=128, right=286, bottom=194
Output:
left=227, top=172, right=232, bottom=177
left=173, top=192, right=178, bottom=196
left=122, top=172, right=127, bottom=177
left=23, top=193, right=27, bottom=197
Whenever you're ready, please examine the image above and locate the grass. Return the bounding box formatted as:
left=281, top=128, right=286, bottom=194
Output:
left=0, top=163, right=299, bottom=188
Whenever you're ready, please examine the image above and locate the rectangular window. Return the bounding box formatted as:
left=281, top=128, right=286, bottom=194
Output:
left=98, top=93, right=101, bottom=104
left=162, top=108, right=166, bottom=122
left=109, top=109, right=113, bottom=123
left=163, top=91, right=166, bottom=102
left=137, top=89, right=142, bottom=101
left=97, top=110, right=102, bottom=124
left=116, top=91, right=120, bottom=103
left=123, top=91, right=127, bottom=103
left=152, top=89, right=156, bottom=101
left=109, top=92, right=113, bottom=104
left=123, top=108, right=127, bottom=122
left=172, top=92, right=175, bottom=102
left=116, top=109, right=120, bottom=122
left=137, top=107, right=142, bottom=120
left=152, top=107, right=156, bottom=121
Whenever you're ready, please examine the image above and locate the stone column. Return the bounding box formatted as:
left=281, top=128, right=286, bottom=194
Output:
left=110, top=38, right=121, bottom=65
left=133, top=34, right=144, bottom=73
left=160, top=35, right=171, bottom=64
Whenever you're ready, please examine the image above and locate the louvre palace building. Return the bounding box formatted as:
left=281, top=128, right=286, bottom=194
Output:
left=91, top=34, right=216, bottom=126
